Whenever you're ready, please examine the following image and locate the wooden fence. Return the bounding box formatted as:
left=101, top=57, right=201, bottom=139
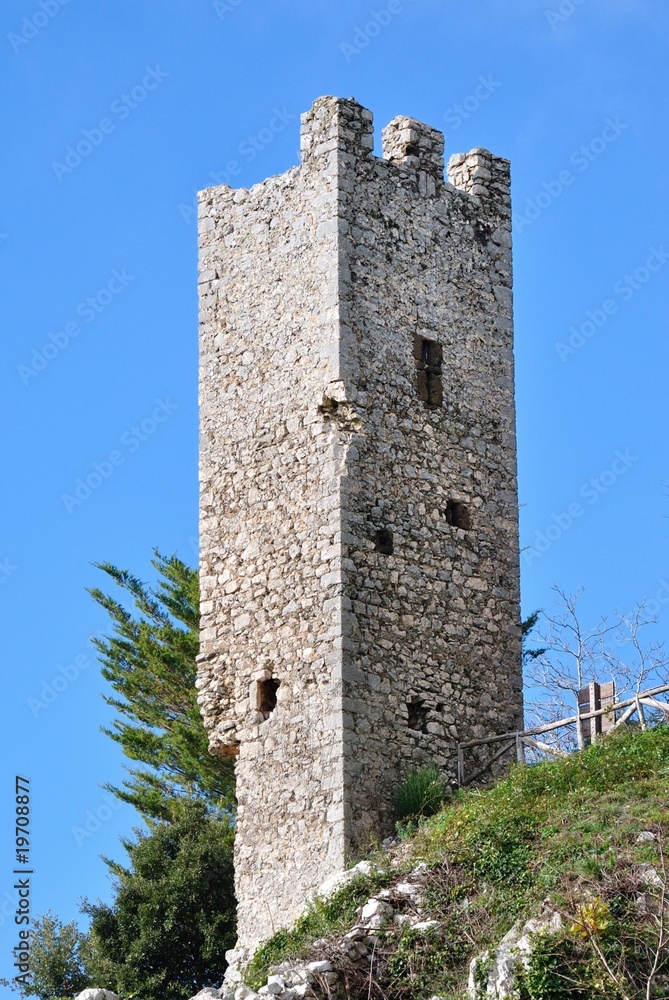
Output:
left=456, top=682, right=669, bottom=788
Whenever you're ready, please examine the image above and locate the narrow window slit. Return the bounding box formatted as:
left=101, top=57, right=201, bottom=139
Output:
left=445, top=500, right=472, bottom=531
left=407, top=698, right=429, bottom=734
left=374, top=529, right=394, bottom=555
left=413, top=335, right=443, bottom=409
left=257, top=679, right=280, bottom=716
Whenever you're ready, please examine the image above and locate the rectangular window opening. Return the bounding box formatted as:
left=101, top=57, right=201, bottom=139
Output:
left=407, top=698, right=429, bottom=734
left=413, top=335, right=443, bottom=409
left=374, top=529, right=394, bottom=555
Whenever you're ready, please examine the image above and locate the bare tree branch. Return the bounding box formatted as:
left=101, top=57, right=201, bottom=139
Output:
left=525, top=587, right=669, bottom=752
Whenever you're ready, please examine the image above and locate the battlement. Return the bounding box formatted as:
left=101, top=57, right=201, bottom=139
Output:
left=448, top=147, right=511, bottom=211
left=382, top=115, right=444, bottom=184
left=300, top=95, right=374, bottom=163
left=296, top=95, right=509, bottom=206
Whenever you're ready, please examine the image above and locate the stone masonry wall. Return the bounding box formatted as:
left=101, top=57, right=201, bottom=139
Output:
left=197, top=96, right=522, bottom=952
left=334, top=111, right=522, bottom=848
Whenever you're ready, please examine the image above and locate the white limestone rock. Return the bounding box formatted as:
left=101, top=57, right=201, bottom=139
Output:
left=258, top=983, right=282, bottom=995
left=75, top=992, right=119, bottom=1000
left=411, top=920, right=441, bottom=934
left=640, top=864, right=664, bottom=888
left=306, top=960, right=332, bottom=974
left=468, top=902, right=563, bottom=998
left=394, top=881, right=422, bottom=898
left=235, top=987, right=258, bottom=1000
left=357, top=898, right=394, bottom=930
left=224, top=948, right=251, bottom=987
left=315, top=859, right=378, bottom=901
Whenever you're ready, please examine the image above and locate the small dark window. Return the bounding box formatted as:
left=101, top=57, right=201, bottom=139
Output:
left=258, top=678, right=280, bottom=715
left=446, top=500, right=472, bottom=531
left=374, top=529, right=394, bottom=555
left=413, top=336, right=443, bottom=409
left=407, top=698, right=429, bottom=734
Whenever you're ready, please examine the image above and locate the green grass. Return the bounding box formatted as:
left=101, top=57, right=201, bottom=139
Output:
left=244, top=726, right=669, bottom=998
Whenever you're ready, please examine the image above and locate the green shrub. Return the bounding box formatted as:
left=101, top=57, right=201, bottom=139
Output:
left=517, top=933, right=588, bottom=1000
left=83, top=800, right=236, bottom=1000
left=0, top=912, right=93, bottom=999
left=393, top=764, right=446, bottom=822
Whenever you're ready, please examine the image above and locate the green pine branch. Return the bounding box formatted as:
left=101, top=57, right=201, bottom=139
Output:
left=89, top=551, right=235, bottom=822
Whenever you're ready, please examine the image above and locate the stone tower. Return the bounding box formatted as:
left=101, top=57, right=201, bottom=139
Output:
left=197, top=96, right=523, bottom=952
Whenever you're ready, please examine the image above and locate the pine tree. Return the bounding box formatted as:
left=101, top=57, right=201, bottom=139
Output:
left=522, top=610, right=546, bottom=665
left=89, top=552, right=234, bottom=821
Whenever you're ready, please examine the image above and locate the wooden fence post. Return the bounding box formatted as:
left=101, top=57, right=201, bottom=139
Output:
left=599, top=681, right=616, bottom=733
left=578, top=681, right=616, bottom=744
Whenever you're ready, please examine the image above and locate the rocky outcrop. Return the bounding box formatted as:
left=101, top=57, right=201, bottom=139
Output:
left=199, top=862, right=448, bottom=1000
left=468, top=901, right=563, bottom=998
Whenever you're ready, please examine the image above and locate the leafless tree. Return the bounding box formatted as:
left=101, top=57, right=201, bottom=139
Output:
left=525, top=587, right=669, bottom=751
left=602, top=602, right=669, bottom=729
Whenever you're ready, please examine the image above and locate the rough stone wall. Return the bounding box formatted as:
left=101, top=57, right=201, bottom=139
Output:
left=335, top=114, right=522, bottom=848
left=197, top=96, right=522, bottom=952
left=197, top=142, right=348, bottom=945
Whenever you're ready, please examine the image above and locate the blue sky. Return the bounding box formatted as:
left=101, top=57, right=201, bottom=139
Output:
left=1, top=0, right=668, bottom=990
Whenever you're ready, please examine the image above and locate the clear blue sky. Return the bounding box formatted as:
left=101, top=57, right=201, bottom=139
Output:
left=1, top=0, right=668, bottom=990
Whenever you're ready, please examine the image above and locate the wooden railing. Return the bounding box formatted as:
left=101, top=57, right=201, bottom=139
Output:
left=456, top=683, right=669, bottom=788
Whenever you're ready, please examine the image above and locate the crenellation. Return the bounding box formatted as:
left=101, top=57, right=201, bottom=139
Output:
left=382, top=114, right=445, bottom=192
left=300, top=96, right=374, bottom=165
left=198, top=95, right=523, bottom=955
left=448, top=147, right=512, bottom=215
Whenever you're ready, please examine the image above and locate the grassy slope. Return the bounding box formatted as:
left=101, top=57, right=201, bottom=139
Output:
left=246, top=726, right=669, bottom=999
